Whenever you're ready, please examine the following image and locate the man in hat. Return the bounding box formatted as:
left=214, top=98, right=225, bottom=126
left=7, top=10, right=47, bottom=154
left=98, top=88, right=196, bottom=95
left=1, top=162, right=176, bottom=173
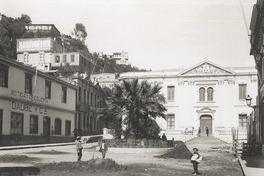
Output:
left=75, top=136, right=83, bottom=161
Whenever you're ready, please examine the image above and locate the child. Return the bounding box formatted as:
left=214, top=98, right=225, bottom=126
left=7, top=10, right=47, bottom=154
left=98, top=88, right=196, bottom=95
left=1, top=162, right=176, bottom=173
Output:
left=100, top=139, right=108, bottom=159
left=75, top=136, right=83, bottom=161
left=191, top=148, right=201, bottom=175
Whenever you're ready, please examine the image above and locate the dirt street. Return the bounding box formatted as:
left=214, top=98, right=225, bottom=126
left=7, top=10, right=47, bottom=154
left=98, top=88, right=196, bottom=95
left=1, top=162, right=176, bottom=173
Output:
left=0, top=136, right=243, bottom=176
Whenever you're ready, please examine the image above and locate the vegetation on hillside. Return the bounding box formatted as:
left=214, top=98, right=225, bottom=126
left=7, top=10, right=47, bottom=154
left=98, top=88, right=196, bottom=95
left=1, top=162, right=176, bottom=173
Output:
left=0, top=14, right=148, bottom=75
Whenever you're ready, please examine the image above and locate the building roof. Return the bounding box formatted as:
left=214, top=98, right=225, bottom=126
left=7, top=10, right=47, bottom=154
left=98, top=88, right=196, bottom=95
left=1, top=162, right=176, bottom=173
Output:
left=119, top=60, right=257, bottom=79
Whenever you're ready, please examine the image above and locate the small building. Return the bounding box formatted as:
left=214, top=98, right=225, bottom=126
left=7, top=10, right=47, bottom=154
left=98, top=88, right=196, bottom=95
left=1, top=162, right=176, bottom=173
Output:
left=0, top=55, right=77, bottom=146
left=51, top=52, right=95, bottom=75
left=24, top=24, right=60, bottom=34
left=112, top=51, right=130, bottom=65
left=17, top=37, right=95, bottom=75
left=17, top=37, right=63, bottom=71
left=90, top=73, right=119, bottom=89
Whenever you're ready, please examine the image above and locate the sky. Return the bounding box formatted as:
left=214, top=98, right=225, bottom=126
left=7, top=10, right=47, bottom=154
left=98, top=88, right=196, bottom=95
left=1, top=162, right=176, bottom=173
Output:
left=0, top=0, right=257, bottom=71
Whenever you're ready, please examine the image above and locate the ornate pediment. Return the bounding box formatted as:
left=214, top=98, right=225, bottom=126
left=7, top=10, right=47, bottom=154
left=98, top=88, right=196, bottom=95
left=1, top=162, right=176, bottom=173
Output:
left=179, top=62, right=234, bottom=75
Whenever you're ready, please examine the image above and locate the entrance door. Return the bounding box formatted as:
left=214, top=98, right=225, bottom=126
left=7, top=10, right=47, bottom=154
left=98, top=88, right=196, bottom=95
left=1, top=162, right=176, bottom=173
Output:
left=200, top=115, right=212, bottom=136
left=0, top=110, right=2, bottom=145
left=43, top=117, right=51, bottom=143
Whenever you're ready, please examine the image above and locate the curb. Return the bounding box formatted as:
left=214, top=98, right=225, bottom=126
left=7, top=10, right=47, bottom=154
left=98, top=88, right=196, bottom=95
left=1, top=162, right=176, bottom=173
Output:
left=0, top=142, right=75, bottom=151
left=238, top=156, right=249, bottom=176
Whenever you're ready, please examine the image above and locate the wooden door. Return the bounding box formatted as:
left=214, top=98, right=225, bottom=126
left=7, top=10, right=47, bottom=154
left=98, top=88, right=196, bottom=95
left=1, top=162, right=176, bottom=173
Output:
left=200, top=115, right=212, bottom=136
left=0, top=110, right=2, bottom=145
left=43, top=117, right=50, bottom=143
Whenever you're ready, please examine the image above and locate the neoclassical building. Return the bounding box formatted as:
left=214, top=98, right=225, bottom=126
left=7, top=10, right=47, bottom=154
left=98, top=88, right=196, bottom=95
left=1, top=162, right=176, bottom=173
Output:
left=119, top=60, right=257, bottom=142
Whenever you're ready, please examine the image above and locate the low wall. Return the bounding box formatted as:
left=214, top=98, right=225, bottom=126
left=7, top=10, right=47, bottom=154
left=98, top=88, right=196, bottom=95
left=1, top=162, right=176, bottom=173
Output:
left=0, top=135, right=74, bottom=146
left=101, top=139, right=173, bottom=148
left=108, top=147, right=173, bottom=154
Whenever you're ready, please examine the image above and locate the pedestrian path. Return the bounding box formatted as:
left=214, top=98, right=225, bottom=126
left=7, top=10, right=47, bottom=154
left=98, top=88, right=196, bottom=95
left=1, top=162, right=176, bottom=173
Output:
left=185, top=136, right=264, bottom=176
left=185, top=136, right=229, bottom=151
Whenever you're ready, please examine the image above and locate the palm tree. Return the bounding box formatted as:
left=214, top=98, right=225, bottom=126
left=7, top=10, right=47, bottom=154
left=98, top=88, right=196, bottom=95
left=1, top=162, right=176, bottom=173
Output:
left=97, top=79, right=167, bottom=139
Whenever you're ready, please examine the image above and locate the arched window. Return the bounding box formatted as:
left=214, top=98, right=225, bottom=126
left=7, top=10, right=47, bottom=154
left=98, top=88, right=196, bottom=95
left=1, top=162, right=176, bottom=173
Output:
left=207, top=87, right=213, bottom=101
left=55, top=118, right=61, bottom=135
left=199, top=87, right=205, bottom=101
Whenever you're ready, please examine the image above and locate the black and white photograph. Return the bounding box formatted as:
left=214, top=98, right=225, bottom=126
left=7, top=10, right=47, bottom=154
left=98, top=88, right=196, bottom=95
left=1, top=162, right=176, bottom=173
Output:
left=0, top=0, right=263, bottom=175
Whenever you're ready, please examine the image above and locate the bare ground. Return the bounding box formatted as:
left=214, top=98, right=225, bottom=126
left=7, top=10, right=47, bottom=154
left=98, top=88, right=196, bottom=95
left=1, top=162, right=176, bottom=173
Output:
left=0, top=137, right=243, bottom=176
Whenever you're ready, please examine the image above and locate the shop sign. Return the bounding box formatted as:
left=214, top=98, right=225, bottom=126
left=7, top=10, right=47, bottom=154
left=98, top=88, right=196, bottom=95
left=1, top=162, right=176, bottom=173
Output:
left=11, top=90, right=48, bottom=104
left=12, top=101, right=48, bottom=115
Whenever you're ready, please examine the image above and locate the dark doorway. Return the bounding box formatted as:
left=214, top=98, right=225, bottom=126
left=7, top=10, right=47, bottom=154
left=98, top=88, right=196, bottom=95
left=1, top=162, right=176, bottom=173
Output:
left=43, top=116, right=51, bottom=143
left=200, top=115, right=212, bottom=136
left=0, top=110, right=2, bottom=145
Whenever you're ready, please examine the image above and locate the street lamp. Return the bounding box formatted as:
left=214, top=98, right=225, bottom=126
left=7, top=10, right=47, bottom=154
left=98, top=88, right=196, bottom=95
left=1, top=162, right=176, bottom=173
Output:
left=245, top=95, right=258, bottom=109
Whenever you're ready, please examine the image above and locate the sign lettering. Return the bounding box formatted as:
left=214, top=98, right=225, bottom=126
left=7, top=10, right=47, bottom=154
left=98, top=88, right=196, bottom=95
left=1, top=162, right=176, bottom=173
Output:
left=12, top=101, right=47, bottom=115
left=11, top=90, right=48, bottom=104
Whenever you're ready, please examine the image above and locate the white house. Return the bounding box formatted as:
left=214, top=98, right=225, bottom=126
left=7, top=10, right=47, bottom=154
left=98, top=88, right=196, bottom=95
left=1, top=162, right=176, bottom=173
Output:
left=0, top=55, right=77, bottom=146
left=119, top=60, right=257, bottom=143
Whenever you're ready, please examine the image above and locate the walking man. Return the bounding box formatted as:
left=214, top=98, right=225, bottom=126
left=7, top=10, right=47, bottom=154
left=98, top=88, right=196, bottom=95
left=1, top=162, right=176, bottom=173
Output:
left=206, top=127, right=209, bottom=137
left=75, top=136, right=83, bottom=161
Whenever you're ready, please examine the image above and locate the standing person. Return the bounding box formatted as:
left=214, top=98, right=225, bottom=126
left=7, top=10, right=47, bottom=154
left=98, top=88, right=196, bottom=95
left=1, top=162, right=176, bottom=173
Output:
left=75, top=136, right=83, bottom=161
left=191, top=148, right=201, bottom=175
left=100, top=139, right=108, bottom=159
left=206, top=127, right=209, bottom=137
left=162, top=133, right=167, bottom=141
left=198, top=127, right=201, bottom=137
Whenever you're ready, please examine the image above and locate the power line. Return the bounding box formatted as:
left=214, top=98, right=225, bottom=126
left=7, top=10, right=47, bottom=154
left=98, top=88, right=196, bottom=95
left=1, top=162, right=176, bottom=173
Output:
left=239, top=0, right=251, bottom=40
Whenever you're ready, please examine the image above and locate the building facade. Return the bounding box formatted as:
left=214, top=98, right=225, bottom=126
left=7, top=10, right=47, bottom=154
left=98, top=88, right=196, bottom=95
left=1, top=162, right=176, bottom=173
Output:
left=119, top=61, right=257, bottom=142
left=17, top=37, right=63, bottom=70
left=51, top=52, right=95, bottom=75
left=249, top=0, right=264, bottom=144
left=17, top=37, right=95, bottom=75
left=0, top=56, right=77, bottom=146
left=112, top=51, right=130, bottom=65
left=90, top=73, right=119, bottom=89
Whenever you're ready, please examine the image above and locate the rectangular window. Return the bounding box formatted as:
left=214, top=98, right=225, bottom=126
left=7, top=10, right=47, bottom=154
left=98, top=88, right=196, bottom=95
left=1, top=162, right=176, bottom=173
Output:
left=0, top=64, right=9, bottom=88
left=79, top=87, right=82, bottom=103
left=87, top=90, right=89, bottom=105
left=65, top=120, right=71, bottom=136
left=71, top=55, right=75, bottom=62
left=45, top=81, right=51, bottom=99
left=239, top=84, right=247, bottom=100
left=63, top=55, right=66, bottom=62
left=25, top=73, right=32, bottom=94
left=167, top=86, right=175, bottom=101
left=86, top=115, right=89, bottom=129
left=84, top=89, right=86, bottom=104
left=167, top=114, right=175, bottom=129
left=30, top=115, right=38, bottom=134
left=95, top=96, right=97, bottom=108
left=61, top=87, right=67, bottom=103
left=238, top=114, right=247, bottom=130
left=24, top=53, right=29, bottom=62
left=11, top=112, right=23, bottom=134
left=39, top=52, right=45, bottom=61
left=55, top=55, right=60, bottom=63
left=83, top=114, right=86, bottom=129
left=55, top=118, right=62, bottom=135
left=91, top=93, right=93, bottom=106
